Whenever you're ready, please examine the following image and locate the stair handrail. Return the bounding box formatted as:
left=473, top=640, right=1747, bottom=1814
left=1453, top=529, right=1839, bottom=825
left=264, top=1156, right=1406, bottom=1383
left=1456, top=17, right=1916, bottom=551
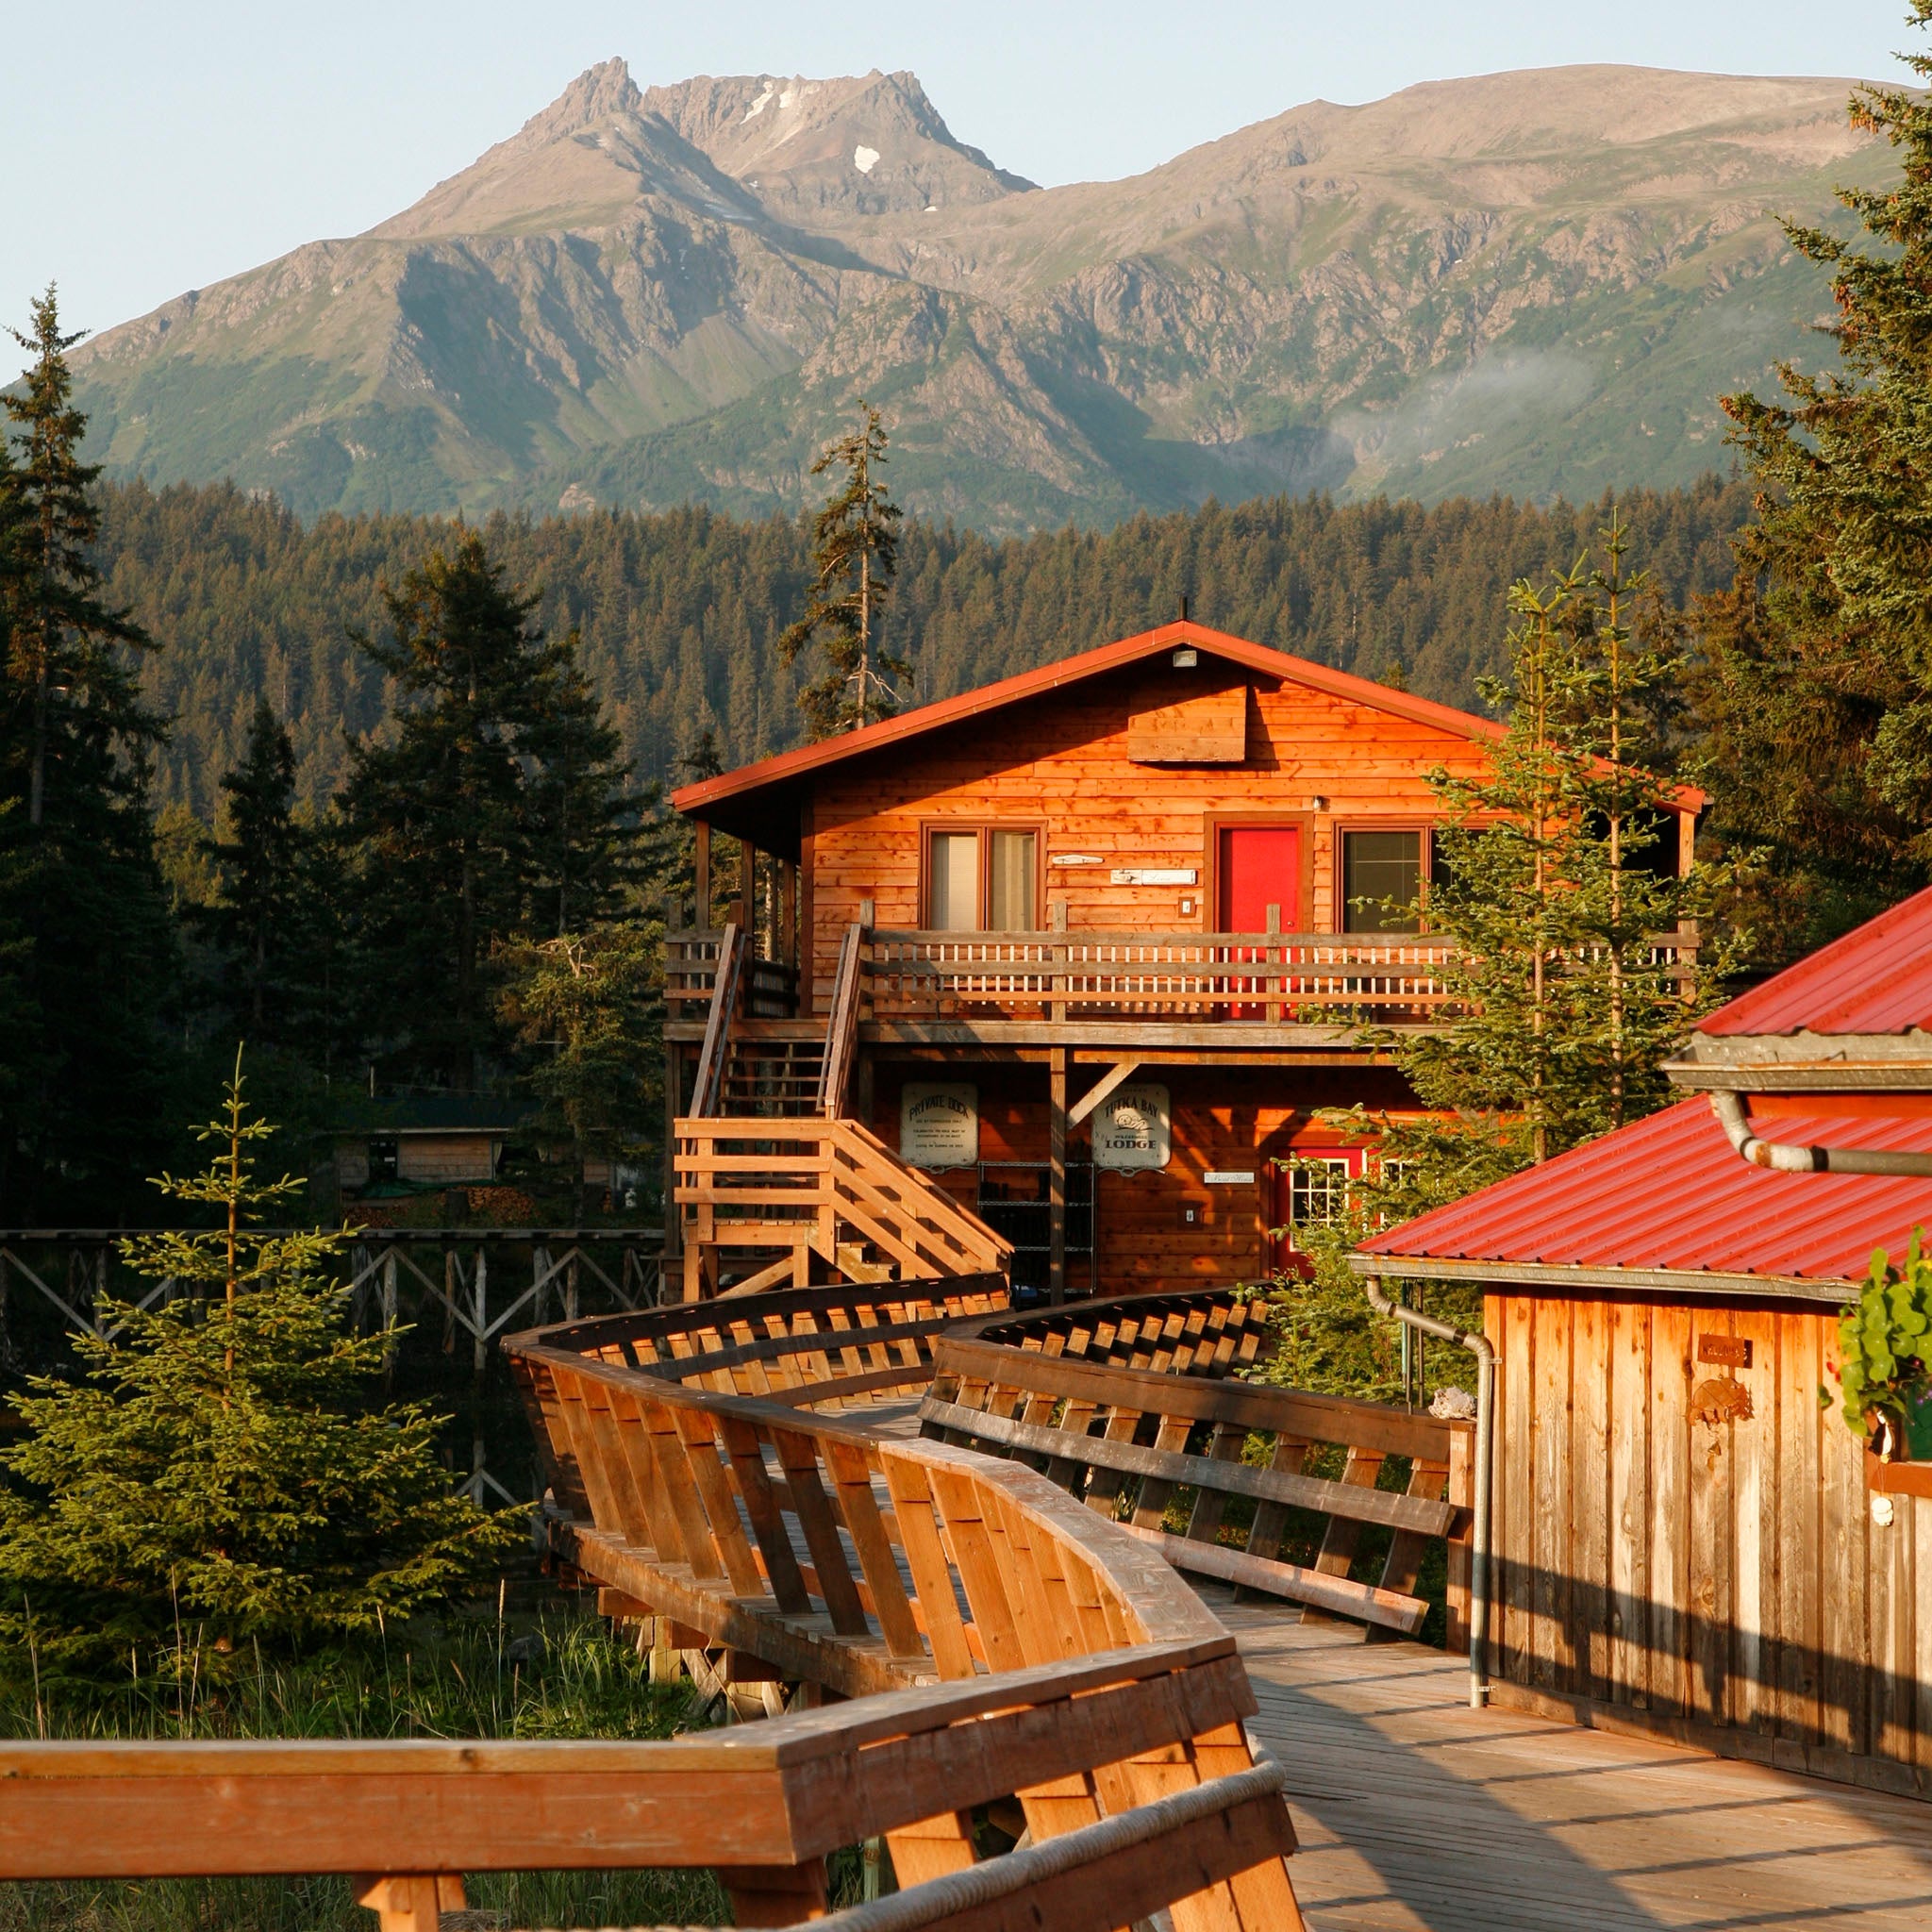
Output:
left=830, top=1119, right=1014, bottom=1274
left=690, top=919, right=746, bottom=1119
left=817, top=922, right=865, bottom=1118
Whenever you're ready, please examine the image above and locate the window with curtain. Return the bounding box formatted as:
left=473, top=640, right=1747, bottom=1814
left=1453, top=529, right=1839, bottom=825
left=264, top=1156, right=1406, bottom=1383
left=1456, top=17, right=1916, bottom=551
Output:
left=1341, top=828, right=1424, bottom=933
left=987, top=829, right=1036, bottom=930
left=927, top=831, right=980, bottom=930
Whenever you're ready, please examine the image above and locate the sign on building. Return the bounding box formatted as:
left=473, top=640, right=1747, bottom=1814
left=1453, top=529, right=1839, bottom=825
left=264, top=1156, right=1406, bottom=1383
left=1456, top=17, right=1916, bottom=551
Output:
left=1092, top=1082, right=1171, bottom=1171
left=900, top=1083, right=979, bottom=1168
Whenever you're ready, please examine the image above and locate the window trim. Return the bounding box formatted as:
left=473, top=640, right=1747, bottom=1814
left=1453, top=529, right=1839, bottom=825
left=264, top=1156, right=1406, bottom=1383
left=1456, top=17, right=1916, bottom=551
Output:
left=919, top=821, right=1046, bottom=932
left=1203, top=811, right=1315, bottom=936
left=1335, top=818, right=1439, bottom=936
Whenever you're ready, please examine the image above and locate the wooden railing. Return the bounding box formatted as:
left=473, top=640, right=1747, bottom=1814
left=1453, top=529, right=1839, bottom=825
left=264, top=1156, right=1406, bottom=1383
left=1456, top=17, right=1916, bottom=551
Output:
left=675, top=1115, right=1013, bottom=1298
left=507, top=1275, right=1010, bottom=1413
left=667, top=925, right=799, bottom=1021
left=925, top=1291, right=1474, bottom=1642
left=0, top=1656, right=1298, bottom=1931
left=815, top=920, right=864, bottom=1116
left=866, top=927, right=1460, bottom=1024
left=501, top=1321, right=1304, bottom=1927
left=691, top=922, right=748, bottom=1118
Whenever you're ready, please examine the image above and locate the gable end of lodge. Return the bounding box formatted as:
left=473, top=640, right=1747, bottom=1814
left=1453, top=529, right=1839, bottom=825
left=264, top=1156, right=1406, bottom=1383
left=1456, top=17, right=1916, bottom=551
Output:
left=663, top=617, right=1700, bottom=1303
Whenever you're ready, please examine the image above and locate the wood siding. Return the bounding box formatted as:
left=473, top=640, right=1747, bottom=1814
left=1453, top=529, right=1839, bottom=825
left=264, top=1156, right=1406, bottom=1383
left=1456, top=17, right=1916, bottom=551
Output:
left=1490, top=1288, right=1932, bottom=1795
left=804, top=662, right=1493, bottom=1009
left=871, top=1063, right=1418, bottom=1297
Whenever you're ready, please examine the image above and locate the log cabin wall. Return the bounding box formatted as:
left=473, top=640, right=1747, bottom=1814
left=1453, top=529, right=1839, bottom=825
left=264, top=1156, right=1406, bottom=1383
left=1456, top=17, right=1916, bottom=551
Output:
left=1488, top=1287, right=1932, bottom=1796
left=803, top=659, right=1494, bottom=1007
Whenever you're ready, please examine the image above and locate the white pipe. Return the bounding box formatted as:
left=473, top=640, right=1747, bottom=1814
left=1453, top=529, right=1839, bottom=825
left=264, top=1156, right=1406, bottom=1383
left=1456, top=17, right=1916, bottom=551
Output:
left=1709, top=1091, right=1932, bottom=1176
left=1363, top=1274, right=1493, bottom=1709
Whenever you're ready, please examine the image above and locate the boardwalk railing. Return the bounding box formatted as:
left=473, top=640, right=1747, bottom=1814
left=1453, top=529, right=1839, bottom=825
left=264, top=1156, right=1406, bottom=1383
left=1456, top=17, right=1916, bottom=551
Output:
left=0, top=1655, right=1298, bottom=1930
left=509, top=1275, right=1009, bottom=1414
left=924, top=1291, right=1475, bottom=1641
left=501, top=1308, right=1305, bottom=1926
left=675, top=1115, right=1013, bottom=1298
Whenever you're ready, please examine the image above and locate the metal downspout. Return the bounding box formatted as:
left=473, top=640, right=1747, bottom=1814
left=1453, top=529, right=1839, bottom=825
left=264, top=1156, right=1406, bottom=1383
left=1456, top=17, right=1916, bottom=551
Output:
left=1709, top=1090, right=1932, bottom=1177
left=1363, top=1274, right=1494, bottom=1709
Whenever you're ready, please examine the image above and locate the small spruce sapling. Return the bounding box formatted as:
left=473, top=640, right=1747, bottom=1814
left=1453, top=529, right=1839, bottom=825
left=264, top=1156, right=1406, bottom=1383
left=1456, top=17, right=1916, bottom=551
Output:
left=0, top=1052, right=519, bottom=1674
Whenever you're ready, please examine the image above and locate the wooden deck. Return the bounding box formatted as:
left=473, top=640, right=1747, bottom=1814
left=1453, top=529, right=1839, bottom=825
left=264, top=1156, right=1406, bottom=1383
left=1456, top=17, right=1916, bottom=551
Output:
left=1210, top=1589, right=1932, bottom=1930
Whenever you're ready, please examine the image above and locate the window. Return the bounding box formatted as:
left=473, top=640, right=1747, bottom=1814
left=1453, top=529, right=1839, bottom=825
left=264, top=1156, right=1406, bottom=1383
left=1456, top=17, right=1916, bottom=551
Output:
left=1289, top=1156, right=1352, bottom=1231
left=1341, top=828, right=1424, bottom=933
left=988, top=830, right=1036, bottom=929
left=923, top=826, right=1039, bottom=931
left=928, top=832, right=979, bottom=930
left=366, top=1138, right=399, bottom=1185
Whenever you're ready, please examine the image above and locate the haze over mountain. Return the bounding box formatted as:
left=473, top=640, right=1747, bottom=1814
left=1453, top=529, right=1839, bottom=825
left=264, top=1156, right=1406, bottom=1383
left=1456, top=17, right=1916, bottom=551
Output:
left=72, top=59, right=1887, bottom=532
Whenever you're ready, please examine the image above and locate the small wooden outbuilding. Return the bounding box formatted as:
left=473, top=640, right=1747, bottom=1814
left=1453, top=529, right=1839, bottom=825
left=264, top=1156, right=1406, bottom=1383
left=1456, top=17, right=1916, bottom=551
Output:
left=1356, top=886, right=1932, bottom=1797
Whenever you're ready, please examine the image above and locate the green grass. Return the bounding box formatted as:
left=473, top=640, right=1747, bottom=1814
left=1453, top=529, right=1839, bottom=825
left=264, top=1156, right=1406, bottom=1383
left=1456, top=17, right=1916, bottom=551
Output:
left=0, top=1593, right=732, bottom=1931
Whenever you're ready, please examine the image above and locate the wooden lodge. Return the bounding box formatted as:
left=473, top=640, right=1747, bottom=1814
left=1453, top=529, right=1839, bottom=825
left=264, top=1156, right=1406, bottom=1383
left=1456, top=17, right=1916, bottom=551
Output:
left=666, top=618, right=1697, bottom=1302
left=1357, top=885, right=1932, bottom=1797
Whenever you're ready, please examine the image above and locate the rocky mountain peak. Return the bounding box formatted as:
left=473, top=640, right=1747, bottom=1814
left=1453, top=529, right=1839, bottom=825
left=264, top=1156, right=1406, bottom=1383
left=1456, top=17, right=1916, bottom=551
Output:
left=521, top=57, right=644, bottom=142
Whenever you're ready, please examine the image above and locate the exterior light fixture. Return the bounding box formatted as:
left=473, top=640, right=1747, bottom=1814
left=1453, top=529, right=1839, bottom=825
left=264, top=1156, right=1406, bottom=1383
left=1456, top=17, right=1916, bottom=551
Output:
left=1172, top=647, right=1198, bottom=668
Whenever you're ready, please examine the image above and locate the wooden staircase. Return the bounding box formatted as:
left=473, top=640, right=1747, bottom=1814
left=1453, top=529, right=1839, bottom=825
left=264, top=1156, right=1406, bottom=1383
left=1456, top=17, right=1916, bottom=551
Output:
left=677, top=922, right=1011, bottom=1299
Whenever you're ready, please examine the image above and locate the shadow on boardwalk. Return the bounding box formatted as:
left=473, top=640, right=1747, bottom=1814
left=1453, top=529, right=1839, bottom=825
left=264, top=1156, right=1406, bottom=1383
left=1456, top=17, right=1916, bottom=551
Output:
left=1208, top=1591, right=1932, bottom=1932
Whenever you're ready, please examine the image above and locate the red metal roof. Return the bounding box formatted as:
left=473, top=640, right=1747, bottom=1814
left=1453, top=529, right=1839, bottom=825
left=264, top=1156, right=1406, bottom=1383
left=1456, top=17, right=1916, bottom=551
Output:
left=671, top=619, right=1512, bottom=821
left=1699, top=882, right=1932, bottom=1038
left=1359, top=1093, right=1932, bottom=1294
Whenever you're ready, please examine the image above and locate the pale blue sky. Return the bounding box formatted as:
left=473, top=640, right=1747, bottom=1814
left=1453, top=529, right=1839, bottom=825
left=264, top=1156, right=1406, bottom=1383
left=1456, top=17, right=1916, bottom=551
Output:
left=10, top=1, right=1924, bottom=346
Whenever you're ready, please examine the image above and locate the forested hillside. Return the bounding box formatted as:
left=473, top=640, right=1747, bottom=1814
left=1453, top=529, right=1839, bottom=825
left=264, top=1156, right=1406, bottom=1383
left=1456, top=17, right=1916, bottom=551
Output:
left=104, top=475, right=1754, bottom=815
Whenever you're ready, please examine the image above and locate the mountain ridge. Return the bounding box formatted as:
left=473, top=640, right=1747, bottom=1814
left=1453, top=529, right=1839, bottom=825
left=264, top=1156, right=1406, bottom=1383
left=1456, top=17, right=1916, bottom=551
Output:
left=70, top=59, right=1889, bottom=531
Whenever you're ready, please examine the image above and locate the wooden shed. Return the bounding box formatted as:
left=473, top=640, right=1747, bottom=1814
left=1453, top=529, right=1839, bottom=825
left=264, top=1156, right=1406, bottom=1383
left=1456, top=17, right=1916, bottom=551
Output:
left=1356, top=887, right=1932, bottom=1797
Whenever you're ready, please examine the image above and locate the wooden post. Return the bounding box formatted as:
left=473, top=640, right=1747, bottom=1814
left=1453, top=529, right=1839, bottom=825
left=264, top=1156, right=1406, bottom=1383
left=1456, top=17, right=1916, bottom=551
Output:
left=380, top=1250, right=399, bottom=1393
left=738, top=841, right=757, bottom=941
left=1445, top=1424, right=1474, bottom=1656
left=1266, top=901, right=1282, bottom=1024
left=354, top=1874, right=466, bottom=1932
left=1049, top=1046, right=1068, bottom=1307
left=471, top=1246, right=489, bottom=1504
left=694, top=821, right=711, bottom=927
left=1050, top=895, right=1068, bottom=1026
left=778, top=857, right=798, bottom=974
left=664, top=1045, right=684, bottom=1266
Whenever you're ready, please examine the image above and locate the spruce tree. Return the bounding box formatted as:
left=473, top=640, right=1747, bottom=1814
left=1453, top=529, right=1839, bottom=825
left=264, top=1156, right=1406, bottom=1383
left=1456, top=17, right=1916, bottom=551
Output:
left=0, top=1058, right=516, bottom=1671
left=779, top=404, right=909, bottom=735
left=522, top=641, right=637, bottom=936
left=341, top=531, right=633, bottom=1089
left=200, top=696, right=302, bottom=1041
left=496, top=924, right=658, bottom=1211
left=0, top=288, right=158, bottom=828
left=1697, top=4, right=1932, bottom=955
left=0, top=289, right=178, bottom=1219
left=1268, top=525, right=1737, bottom=1396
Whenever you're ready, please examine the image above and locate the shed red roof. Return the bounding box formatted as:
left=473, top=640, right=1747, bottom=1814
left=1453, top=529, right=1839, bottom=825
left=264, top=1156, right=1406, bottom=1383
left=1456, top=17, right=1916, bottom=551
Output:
left=1698, top=883, right=1932, bottom=1038
left=1357, top=1093, right=1932, bottom=1299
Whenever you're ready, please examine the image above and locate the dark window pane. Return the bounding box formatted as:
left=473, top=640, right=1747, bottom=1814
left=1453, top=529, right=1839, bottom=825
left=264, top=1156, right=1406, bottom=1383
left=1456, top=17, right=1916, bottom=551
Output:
left=1343, top=829, right=1423, bottom=933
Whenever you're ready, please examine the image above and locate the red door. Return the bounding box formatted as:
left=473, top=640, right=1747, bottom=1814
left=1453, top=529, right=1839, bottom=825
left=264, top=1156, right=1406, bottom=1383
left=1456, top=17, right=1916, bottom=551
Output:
left=1218, top=826, right=1300, bottom=1018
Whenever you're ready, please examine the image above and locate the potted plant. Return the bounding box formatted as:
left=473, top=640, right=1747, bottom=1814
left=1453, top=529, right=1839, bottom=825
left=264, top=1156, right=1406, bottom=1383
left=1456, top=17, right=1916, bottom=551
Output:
left=1839, top=1230, right=1932, bottom=1461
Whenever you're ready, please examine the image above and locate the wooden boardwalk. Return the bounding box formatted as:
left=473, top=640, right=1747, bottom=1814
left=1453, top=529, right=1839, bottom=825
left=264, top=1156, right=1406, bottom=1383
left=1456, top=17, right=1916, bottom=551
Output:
left=1212, top=1591, right=1932, bottom=1931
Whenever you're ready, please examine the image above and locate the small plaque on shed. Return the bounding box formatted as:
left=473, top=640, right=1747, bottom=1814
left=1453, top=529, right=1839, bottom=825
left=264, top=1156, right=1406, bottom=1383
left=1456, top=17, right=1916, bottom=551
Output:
left=1697, top=1334, right=1752, bottom=1369
left=1126, top=682, right=1249, bottom=764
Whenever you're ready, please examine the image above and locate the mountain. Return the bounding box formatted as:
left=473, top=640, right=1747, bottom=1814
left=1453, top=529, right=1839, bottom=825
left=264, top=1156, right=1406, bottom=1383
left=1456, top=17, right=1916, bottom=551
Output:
left=70, top=61, right=1889, bottom=532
